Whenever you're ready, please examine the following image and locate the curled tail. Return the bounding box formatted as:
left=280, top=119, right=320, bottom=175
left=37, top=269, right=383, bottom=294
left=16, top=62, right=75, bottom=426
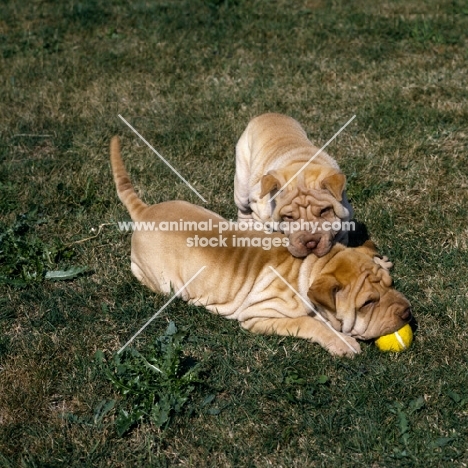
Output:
left=110, top=136, right=148, bottom=220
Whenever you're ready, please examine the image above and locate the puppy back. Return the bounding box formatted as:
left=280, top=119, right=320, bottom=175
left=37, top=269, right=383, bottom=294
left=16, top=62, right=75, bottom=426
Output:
left=110, top=136, right=147, bottom=220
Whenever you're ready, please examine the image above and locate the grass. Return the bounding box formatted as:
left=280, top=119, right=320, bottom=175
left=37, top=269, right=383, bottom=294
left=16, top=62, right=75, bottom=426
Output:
left=1, top=0, right=468, bottom=466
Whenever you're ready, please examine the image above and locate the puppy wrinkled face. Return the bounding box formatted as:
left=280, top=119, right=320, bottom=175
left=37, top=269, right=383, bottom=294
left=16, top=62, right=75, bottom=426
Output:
left=260, top=165, right=351, bottom=258
left=281, top=197, right=346, bottom=258
left=307, top=242, right=412, bottom=339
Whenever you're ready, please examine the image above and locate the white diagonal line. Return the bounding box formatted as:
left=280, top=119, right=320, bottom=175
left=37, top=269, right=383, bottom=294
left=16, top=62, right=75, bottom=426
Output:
left=269, top=115, right=356, bottom=202
left=118, top=114, right=207, bottom=203
left=268, top=266, right=358, bottom=354
left=394, top=330, right=407, bottom=350
left=118, top=266, right=206, bottom=354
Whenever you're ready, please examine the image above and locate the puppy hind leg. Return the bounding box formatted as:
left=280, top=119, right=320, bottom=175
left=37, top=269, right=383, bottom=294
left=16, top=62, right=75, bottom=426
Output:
left=131, top=261, right=162, bottom=293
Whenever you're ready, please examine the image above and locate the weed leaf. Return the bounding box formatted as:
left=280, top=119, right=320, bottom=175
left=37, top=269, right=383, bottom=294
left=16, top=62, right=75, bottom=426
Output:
left=408, top=396, right=425, bottom=414
left=398, top=410, right=409, bottom=435
left=429, top=437, right=456, bottom=448
left=93, top=399, right=116, bottom=425
left=45, top=266, right=88, bottom=281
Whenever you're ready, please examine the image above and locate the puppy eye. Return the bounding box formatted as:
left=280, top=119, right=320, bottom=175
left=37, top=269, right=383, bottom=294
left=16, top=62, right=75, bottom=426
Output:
left=361, top=299, right=376, bottom=309
left=320, top=207, right=332, bottom=216
left=283, top=215, right=294, bottom=221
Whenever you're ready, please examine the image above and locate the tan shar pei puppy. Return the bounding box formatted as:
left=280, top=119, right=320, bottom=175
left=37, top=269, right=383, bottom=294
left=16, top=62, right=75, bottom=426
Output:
left=111, top=137, right=411, bottom=357
left=235, top=113, right=353, bottom=257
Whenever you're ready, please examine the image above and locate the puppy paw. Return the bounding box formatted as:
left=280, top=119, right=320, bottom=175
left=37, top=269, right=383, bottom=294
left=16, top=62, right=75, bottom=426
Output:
left=325, top=334, right=361, bottom=358
left=373, top=255, right=393, bottom=271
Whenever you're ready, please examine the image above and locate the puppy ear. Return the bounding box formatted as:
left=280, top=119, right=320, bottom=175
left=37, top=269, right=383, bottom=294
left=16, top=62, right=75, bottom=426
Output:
left=357, top=241, right=394, bottom=271
left=357, top=240, right=379, bottom=256
left=308, top=275, right=341, bottom=312
left=260, top=173, right=282, bottom=198
left=363, top=239, right=377, bottom=250
left=320, top=173, right=346, bottom=201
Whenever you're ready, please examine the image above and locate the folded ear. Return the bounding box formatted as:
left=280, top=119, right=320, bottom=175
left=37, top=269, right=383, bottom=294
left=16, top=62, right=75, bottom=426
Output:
left=320, top=173, right=346, bottom=201
left=260, top=173, right=282, bottom=198
left=307, top=275, right=341, bottom=312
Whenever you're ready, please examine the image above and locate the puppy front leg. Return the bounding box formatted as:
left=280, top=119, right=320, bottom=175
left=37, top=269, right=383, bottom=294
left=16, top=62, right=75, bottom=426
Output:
left=241, top=316, right=361, bottom=357
left=234, top=129, right=254, bottom=220
left=234, top=170, right=253, bottom=220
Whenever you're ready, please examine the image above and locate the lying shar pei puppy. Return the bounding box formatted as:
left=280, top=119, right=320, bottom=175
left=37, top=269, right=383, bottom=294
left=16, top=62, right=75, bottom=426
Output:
left=111, top=137, right=412, bottom=357
left=235, top=113, right=353, bottom=258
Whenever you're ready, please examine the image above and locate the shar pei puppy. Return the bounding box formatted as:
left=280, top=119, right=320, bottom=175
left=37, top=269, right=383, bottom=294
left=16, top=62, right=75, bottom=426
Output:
left=110, top=137, right=411, bottom=357
left=234, top=113, right=353, bottom=257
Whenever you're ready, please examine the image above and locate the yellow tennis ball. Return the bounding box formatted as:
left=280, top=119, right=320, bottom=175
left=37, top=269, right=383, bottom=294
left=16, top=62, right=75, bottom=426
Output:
left=375, top=324, right=413, bottom=352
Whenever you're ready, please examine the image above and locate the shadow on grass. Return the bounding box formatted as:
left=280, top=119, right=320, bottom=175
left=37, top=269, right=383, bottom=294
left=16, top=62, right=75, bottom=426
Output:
left=347, top=219, right=370, bottom=247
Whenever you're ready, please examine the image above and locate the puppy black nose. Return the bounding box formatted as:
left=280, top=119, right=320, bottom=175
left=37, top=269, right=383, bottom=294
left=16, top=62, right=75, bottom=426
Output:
left=401, top=307, right=412, bottom=321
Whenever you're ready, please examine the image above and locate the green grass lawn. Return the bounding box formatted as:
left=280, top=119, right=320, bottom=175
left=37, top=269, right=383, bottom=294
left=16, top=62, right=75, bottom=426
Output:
left=1, top=0, right=468, bottom=466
